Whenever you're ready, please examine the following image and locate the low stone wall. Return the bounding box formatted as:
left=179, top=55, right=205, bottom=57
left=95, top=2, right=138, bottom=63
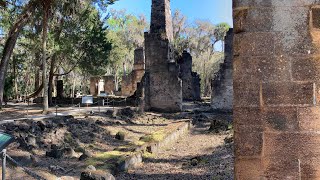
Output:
left=119, top=120, right=191, bottom=171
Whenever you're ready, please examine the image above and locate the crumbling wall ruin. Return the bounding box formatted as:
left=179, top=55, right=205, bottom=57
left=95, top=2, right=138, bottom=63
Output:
left=178, top=51, right=201, bottom=101
left=211, top=29, right=233, bottom=111
left=121, top=48, right=145, bottom=97
left=89, top=77, right=100, bottom=96
left=89, top=76, right=115, bottom=96
left=144, top=0, right=182, bottom=112
left=234, top=1, right=320, bottom=179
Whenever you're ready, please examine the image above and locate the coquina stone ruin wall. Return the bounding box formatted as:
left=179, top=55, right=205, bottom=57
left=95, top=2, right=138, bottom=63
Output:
left=121, top=48, right=145, bottom=96
left=178, top=51, right=201, bottom=101
left=90, top=77, right=100, bottom=96
left=144, top=0, right=182, bottom=112
left=234, top=1, right=320, bottom=179
left=211, top=29, right=233, bottom=111
left=89, top=76, right=115, bottom=96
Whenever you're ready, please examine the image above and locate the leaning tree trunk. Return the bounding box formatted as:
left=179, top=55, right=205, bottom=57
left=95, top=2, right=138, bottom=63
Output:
left=42, top=6, right=49, bottom=114
left=0, top=0, right=38, bottom=109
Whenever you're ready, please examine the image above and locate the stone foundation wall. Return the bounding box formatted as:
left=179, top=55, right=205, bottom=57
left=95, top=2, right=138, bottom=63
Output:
left=234, top=1, right=320, bottom=179
left=211, top=29, right=233, bottom=111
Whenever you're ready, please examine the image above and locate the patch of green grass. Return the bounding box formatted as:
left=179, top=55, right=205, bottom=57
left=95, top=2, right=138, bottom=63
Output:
left=114, top=145, right=136, bottom=152
left=86, top=151, right=131, bottom=170
left=88, top=144, right=96, bottom=149
left=139, top=130, right=166, bottom=143
left=74, top=146, right=85, bottom=153
left=133, top=140, right=145, bottom=146
left=64, top=132, right=78, bottom=147
left=199, top=158, right=209, bottom=164
left=142, top=151, right=155, bottom=159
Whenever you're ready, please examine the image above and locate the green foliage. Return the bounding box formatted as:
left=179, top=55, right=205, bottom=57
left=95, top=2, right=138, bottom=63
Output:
left=192, top=52, right=224, bottom=96
left=78, top=7, right=112, bottom=76
left=1, top=1, right=231, bottom=100
left=214, top=22, right=231, bottom=42
left=104, top=9, right=148, bottom=82
left=4, top=75, right=14, bottom=99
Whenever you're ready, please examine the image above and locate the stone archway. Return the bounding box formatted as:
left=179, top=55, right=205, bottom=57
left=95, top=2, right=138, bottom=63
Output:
left=234, top=1, right=320, bottom=179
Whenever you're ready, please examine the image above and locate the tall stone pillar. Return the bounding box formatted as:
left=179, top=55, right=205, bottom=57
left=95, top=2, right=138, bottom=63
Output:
left=56, top=80, right=64, bottom=99
left=211, top=29, right=233, bottom=111
left=178, top=51, right=201, bottom=101
left=90, top=77, right=99, bottom=96
left=144, top=0, right=182, bottom=112
left=133, top=47, right=145, bottom=83
left=234, top=1, right=320, bottom=179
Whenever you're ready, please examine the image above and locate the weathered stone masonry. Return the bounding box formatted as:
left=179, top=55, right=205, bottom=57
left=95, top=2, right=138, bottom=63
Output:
left=121, top=48, right=145, bottom=97
left=211, top=29, right=233, bottom=111
left=178, top=51, right=201, bottom=101
left=234, top=1, right=320, bottom=179
left=90, top=76, right=115, bottom=96
left=144, top=0, right=182, bottom=112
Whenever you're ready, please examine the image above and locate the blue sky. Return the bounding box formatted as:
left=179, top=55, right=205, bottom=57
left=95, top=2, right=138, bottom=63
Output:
left=109, top=0, right=233, bottom=26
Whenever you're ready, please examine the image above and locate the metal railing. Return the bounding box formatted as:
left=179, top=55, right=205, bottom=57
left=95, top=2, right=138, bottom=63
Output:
left=2, top=149, right=46, bottom=180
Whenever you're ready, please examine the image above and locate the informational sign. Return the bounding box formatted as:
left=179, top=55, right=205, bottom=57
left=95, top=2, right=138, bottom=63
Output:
left=98, top=93, right=107, bottom=97
left=0, top=133, right=14, bottom=151
left=81, top=96, right=93, bottom=104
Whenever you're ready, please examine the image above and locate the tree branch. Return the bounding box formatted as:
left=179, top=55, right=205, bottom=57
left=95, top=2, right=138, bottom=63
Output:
left=53, top=64, right=77, bottom=77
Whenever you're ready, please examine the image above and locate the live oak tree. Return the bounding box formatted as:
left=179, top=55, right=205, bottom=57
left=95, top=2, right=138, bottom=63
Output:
left=0, top=0, right=117, bottom=110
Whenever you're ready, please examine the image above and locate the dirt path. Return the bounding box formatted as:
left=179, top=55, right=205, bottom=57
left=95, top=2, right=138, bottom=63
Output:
left=116, top=122, right=234, bottom=180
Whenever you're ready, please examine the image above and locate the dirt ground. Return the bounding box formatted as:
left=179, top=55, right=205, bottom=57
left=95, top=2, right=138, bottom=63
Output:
left=0, top=102, right=233, bottom=180
left=117, top=117, right=234, bottom=180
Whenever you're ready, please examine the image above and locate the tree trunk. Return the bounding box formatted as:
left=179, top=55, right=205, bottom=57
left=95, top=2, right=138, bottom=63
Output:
left=0, top=0, right=37, bottom=109
left=222, top=40, right=225, bottom=52
left=42, top=6, right=49, bottom=114
left=28, top=83, right=43, bottom=98
left=71, top=72, right=75, bottom=98
left=34, top=52, right=41, bottom=91
left=48, top=55, right=56, bottom=105
left=13, top=56, right=18, bottom=100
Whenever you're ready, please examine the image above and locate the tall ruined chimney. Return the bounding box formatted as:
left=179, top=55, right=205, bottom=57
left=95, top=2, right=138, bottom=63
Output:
left=150, top=0, right=174, bottom=42
left=143, top=0, right=182, bottom=113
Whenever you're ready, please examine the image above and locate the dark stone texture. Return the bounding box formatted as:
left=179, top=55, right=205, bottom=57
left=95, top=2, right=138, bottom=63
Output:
left=211, top=29, right=233, bottom=111
left=144, top=0, right=182, bottom=112
left=121, top=48, right=145, bottom=97
left=234, top=1, right=320, bottom=179
left=178, top=51, right=201, bottom=101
